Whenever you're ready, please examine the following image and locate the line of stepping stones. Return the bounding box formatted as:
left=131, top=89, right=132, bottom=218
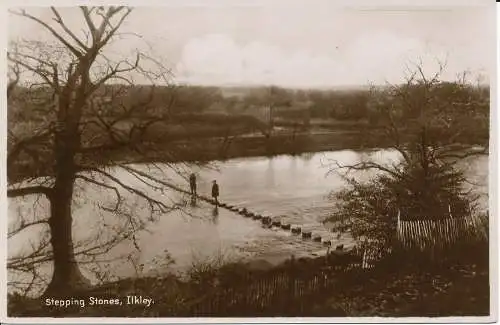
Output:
left=197, top=195, right=343, bottom=249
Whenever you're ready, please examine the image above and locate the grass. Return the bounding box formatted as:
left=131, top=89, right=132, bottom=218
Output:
left=7, top=243, right=490, bottom=318
left=325, top=262, right=489, bottom=317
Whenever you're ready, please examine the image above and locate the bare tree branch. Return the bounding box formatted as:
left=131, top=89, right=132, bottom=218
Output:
left=80, top=7, right=97, bottom=37
left=7, top=186, right=52, bottom=198
left=76, top=166, right=173, bottom=214
left=7, top=53, right=58, bottom=89
left=98, top=7, right=133, bottom=47
left=10, top=9, right=83, bottom=58
left=88, top=52, right=140, bottom=95
left=50, top=7, right=89, bottom=51
left=8, top=219, right=49, bottom=239
left=75, top=174, right=122, bottom=211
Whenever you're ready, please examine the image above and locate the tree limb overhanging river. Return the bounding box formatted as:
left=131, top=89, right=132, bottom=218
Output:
left=8, top=149, right=488, bottom=295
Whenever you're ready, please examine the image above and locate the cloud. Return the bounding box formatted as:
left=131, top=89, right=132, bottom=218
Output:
left=175, top=32, right=457, bottom=87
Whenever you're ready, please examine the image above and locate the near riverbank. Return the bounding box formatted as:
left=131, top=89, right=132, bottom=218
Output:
left=8, top=247, right=489, bottom=317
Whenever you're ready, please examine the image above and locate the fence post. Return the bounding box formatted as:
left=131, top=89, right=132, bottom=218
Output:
left=396, top=209, right=402, bottom=244
left=288, top=255, right=296, bottom=314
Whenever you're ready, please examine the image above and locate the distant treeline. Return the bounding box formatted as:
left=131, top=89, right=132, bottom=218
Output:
left=9, top=82, right=489, bottom=127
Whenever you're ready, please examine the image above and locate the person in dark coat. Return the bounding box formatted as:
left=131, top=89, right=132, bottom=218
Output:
left=211, top=180, right=219, bottom=206
left=189, top=173, right=197, bottom=196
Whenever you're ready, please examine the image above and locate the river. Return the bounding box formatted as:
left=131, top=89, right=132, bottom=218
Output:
left=7, top=149, right=488, bottom=294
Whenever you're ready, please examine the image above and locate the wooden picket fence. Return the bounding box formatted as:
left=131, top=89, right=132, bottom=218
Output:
left=186, top=271, right=339, bottom=316
left=184, top=253, right=363, bottom=316
left=396, top=212, right=488, bottom=251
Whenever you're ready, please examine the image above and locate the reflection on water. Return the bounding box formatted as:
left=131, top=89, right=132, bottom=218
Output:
left=211, top=206, right=219, bottom=223
left=190, top=196, right=197, bottom=207
left=8, top=149, right=488, bottom=293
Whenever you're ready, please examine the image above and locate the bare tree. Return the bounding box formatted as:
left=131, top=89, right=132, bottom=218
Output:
left=327, top=60, right=489, bottom=249
left=332, top=59, right=488, bottom=186
left=7, top=7, right=193, bottom=296
left=265, top=86, right=293, bottom=137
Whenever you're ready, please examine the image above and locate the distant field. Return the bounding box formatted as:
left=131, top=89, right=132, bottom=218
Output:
left=275, top=117, right=372, bottom=130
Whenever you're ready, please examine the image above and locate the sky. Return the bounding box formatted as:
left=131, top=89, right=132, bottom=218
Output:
left=7, top=0, right=495, bottom=88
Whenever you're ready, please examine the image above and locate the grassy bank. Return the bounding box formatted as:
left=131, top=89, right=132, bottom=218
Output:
left=8, top=245, right=489, bottom=317
left=322, top=262, right=489, bottom=317
left=75, top=128, right=384, bottom=168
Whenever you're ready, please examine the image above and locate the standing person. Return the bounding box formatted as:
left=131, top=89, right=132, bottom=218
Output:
left=211, top=180, right=219, bottom=206
left=189, top=173, right=197, bottom=196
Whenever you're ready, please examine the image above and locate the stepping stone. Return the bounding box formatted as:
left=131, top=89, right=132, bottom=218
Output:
left=271, top=220, right=281, bottom=227
left=281, top=224, right=291, bottom=230
left=291, top=227, right=302, bottom=234
left=302, top=231, right=312, bottom=239
left=313, top=235, right=322, bottom=242
left=322, top=240, right=332, bottom=246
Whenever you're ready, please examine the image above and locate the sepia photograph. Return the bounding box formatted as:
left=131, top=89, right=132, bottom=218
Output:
left=3, top=0, right=497, bottom=321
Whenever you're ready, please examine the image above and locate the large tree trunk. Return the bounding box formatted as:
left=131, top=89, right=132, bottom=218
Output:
left=43, top=123, right=90, bottom=296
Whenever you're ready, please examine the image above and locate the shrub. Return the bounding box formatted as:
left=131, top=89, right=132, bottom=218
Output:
left=328, top=159, right=481, bottom=256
